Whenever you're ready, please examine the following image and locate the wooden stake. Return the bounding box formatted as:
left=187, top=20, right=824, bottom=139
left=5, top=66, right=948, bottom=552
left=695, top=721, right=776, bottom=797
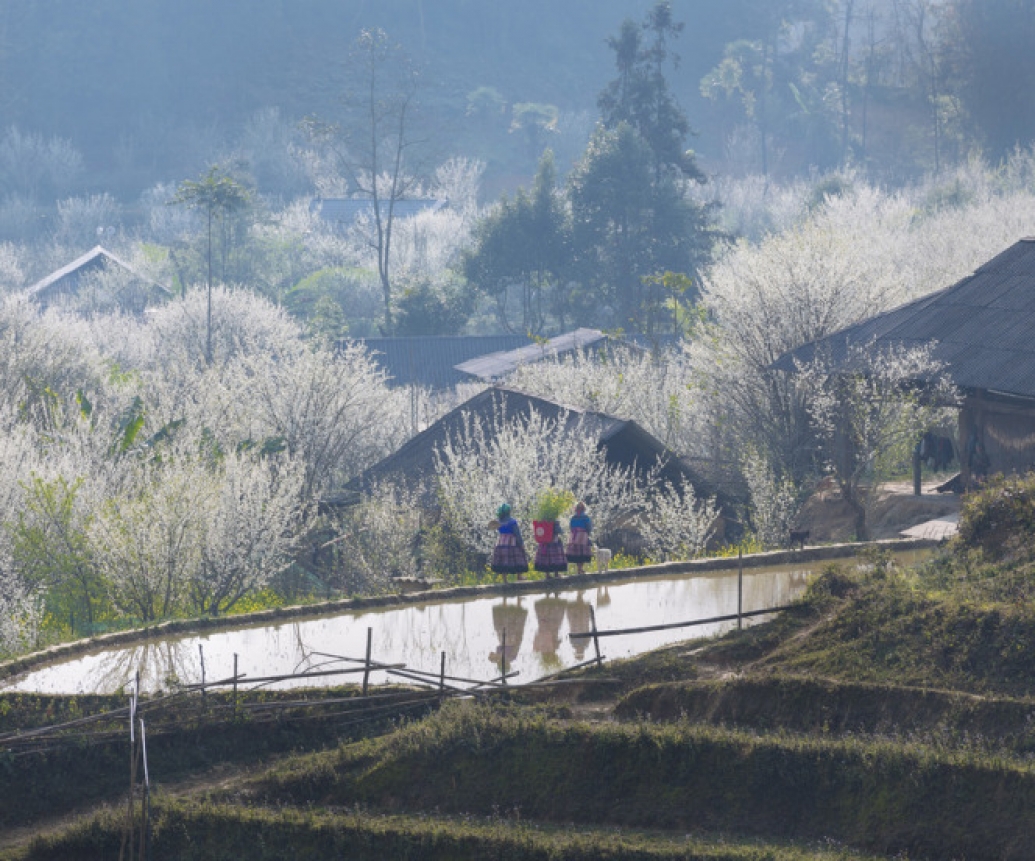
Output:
left=738, top=548, right=744, bottom=631
left=589, top=605, right=603, bottom=668
left=198, top=643, right=206, bottom=706
left=500, top=629, right=507, bottom=684
left=138, top=719, right=149, bottom=861
left=362, top=627, right=372, bottom=696
left=439, top=651, right=446, bottom=694
left=232, top=653, right=238, bottom=719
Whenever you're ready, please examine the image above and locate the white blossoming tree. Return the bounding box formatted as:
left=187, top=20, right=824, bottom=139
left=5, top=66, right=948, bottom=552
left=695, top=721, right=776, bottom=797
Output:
left=433, top=403, right=650, bottom=559
left=330, top=482, right=424, bottom=594
left=640, top=479, right=719, bottom=561
left=741, top=449, right=801, bottom=549
left=800, top=341, right=957, bottom=540
left=190, top=450, right=311, bottom=615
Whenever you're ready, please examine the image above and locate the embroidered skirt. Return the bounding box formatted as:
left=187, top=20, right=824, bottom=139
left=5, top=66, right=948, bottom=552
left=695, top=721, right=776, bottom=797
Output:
left=491, top=533, right=528, bottom=574
left=565, top=527, right=593, bottom=563
left=534, top=539, right=568, bottom=573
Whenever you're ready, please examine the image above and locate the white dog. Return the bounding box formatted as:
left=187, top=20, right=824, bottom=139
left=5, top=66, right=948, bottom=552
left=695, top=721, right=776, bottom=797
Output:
left=595, top=547, right=612, bottom=572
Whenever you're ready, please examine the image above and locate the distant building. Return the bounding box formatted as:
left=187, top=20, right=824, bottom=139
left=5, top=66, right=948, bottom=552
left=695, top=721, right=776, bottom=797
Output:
left=773, top=237, right=1035, bottom=485
left=310, top=198, right=447, bottom=231
left=27, top=245, right=172, bottom=313
left=454, top=328, right=607, bottom=382
left=338, top=386, right=729, bottom=550
left=354, top=334, right=531, bottom=390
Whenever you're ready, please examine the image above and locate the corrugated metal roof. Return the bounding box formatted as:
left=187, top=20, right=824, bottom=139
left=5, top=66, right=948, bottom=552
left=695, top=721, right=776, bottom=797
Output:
left=455, top=328, right=607, bottom=380
left=353, top=334, right=531, bottom=389
left=773, top=238, right=1035, bottom=398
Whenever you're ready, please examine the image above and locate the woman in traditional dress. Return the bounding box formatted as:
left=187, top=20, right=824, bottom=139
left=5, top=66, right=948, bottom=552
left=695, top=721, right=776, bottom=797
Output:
left=565, top=501, right=593, bottom=575
left=490, top=503, right=527, bottom=582
left=534, top=518, right=568, bottom=578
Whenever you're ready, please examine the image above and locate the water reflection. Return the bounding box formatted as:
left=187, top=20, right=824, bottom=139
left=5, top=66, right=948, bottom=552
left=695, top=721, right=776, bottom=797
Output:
left=567, top=593, right=593, bottom=661
left=489, top=599, right=528, bottom=670
left=1, top=552, right=928, bottom=696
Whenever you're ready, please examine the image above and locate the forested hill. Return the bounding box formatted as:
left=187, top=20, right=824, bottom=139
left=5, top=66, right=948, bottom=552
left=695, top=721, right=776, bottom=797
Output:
left=8, top=0, right=1031, bottom=200
left=0, top=0, right=743, bottom=196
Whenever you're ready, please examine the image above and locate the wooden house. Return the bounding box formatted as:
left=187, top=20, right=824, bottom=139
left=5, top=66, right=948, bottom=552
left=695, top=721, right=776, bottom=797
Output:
left=773, top=238, right=1035, bottom=485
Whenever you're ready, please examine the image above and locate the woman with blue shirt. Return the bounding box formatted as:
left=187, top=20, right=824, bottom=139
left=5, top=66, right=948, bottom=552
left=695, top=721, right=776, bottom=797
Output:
left=566, top=501, right=593, bottom=575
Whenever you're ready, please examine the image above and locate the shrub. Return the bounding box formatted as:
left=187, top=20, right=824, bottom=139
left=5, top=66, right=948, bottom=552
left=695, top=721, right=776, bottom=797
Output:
left=955, top=473, right=1035, bottom=559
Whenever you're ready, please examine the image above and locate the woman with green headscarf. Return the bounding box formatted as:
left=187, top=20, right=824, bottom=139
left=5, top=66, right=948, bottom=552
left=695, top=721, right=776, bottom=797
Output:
left=490, top=503, right=528, bottom=582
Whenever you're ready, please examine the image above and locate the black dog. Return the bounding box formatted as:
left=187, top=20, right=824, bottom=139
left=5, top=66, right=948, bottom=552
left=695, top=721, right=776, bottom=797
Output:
left=788, top=529, right=810, bottom=550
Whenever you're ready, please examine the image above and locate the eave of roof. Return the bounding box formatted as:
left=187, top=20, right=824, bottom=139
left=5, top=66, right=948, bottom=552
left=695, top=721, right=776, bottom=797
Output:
left=771, top=238, right=1035, bottom=400
left=27, top=245, right=172, bottom=298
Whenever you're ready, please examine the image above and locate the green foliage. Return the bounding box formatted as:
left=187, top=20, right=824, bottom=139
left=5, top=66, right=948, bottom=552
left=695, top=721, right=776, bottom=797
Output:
left=10, top=475, right=106, bottom=635
left=955, top=473, right=1035, bottom=560
left=463, top=150, right=571, bottom=334
left=532, top=487, right=575, bottom=522
left=394, top=275, right=474, bottom=336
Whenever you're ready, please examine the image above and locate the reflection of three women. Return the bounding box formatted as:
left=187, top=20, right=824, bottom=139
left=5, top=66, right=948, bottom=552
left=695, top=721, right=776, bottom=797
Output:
left=490, top=502, right=594, bottom=581
left=491, top=590, right=600, bottom=668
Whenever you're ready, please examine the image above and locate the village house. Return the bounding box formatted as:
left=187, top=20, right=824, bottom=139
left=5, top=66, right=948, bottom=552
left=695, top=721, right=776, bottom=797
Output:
left=774, top=237, right=1035, bottom=486
left=334, top=386, right=728, bottom=553
left=27, top=245, right=172, bottom=313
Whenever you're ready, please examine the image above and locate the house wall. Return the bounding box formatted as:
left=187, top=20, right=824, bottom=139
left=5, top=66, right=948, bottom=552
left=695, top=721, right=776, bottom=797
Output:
left=959, top=391, right=1035, bottom=483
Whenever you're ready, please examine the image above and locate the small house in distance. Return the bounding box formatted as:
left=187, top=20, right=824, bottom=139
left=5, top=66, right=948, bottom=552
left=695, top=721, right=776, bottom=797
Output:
left=455, top=328, right=608, bottom=382
left=342, top=386, right=728, bottom=551
left=27, top=246, right=172, bottom=313
left=354, top=334, right=531, bottom=390
left=773, top=238, right=1035, bottom=486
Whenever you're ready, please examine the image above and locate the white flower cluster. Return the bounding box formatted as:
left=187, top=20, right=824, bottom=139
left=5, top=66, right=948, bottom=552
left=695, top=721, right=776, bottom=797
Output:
left=0, top=286, right=411, bottom=650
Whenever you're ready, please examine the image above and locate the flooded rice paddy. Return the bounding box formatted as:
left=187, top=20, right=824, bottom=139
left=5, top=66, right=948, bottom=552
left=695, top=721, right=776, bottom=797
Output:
left=1, top=551, right=928, bottom=695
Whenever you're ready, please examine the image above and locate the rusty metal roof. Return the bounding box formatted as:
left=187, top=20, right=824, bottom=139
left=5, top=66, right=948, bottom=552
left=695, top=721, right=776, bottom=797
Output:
left=773, top=238, right=1035, bottom=399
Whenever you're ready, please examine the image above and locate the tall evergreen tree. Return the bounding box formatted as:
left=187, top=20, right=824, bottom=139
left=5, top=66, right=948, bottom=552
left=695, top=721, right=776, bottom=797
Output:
left=574, top=1, right=712, bottom=331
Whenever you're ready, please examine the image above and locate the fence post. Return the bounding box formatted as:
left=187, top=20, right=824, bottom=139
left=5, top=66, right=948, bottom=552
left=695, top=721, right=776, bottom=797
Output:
left=589, top=605, right=603, bottom=668
left=439, top=651, right=446, bottom=694
left=138, top=718, right=149, bottom=861
left=737, top=548, right=744, bottom=631
left=500, top=629, right=507, bottom=684
left=198, top=644, right=206, bottom=706
left=362, top=627, right=372, bottom=696
left=232, top=653, right=238, bottom=719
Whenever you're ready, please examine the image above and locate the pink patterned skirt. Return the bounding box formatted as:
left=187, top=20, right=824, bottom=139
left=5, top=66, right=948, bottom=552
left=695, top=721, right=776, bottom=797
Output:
left=565, top=527, right=592, bottom=563
left=491, top=532, right=528, bottom=574
left=534, top=539, right=568, bottom=573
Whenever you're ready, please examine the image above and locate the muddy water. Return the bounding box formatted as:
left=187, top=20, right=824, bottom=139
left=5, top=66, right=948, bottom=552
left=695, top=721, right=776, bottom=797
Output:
left=0, top=552, right=928, bottom=695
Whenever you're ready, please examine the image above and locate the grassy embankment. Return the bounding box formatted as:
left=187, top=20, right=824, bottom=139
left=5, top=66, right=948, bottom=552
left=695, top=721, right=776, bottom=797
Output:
left=8, top=476, right=1035, bottom=860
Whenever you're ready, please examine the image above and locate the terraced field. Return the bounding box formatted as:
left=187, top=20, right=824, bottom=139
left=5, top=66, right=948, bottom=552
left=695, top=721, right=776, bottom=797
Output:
left=7, top=484, right=1035, bottom=860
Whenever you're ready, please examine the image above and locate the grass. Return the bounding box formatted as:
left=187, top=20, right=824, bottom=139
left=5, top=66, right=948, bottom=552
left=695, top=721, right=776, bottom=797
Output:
left=616, top=676, right=1035, bottom=753
left=7, top=801, right=886, bottom=861
left=237, top=700, right=1035, bottom=859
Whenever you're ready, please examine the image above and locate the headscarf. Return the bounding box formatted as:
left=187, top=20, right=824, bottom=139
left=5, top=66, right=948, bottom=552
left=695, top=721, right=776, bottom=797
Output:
left=496, top=503, right=512, bottom=520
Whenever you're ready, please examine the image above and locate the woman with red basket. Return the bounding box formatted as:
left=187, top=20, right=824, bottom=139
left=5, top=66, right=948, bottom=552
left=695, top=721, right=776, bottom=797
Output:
left=533, top=517, right=568, bottom=578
